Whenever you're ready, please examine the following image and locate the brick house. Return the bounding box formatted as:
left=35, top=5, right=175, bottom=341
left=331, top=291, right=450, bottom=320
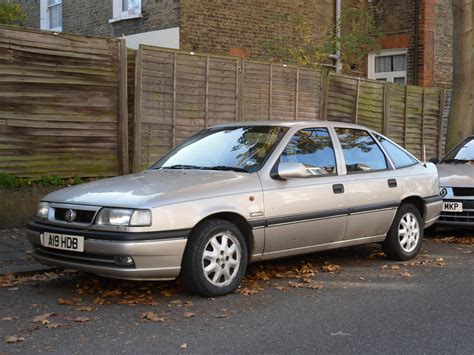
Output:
left=6, top=0, right=453, bottom=87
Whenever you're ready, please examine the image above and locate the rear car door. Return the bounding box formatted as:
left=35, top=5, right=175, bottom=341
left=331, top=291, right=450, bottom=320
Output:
left=260, top=127, right=348, bottom=257
left=335, top=128, right=401, bottom=241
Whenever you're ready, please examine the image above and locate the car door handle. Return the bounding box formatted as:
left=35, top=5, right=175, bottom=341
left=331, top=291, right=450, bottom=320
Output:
left=332, top=184, right=345, bottom=194
left=388, top=179, right=397, bottom=188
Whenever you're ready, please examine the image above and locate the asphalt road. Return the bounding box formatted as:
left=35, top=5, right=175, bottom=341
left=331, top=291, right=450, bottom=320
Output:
left=0, top=231, right=473, bottom=354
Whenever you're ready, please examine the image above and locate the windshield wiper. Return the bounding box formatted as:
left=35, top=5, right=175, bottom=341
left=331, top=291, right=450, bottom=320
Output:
left=441, top=159, right=469, bottom=164
left=159, top=164, right=203, bottom=170
left=202, top=165, right=249, bottom=173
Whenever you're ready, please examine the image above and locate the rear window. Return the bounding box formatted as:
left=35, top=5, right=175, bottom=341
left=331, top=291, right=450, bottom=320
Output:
left=374, top=134, right=417, bottom=168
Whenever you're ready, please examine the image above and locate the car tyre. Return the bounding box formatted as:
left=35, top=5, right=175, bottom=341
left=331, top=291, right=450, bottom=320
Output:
left=382, top=204, right=423, bottom=261
left=181, top=219, right=248, bottom=297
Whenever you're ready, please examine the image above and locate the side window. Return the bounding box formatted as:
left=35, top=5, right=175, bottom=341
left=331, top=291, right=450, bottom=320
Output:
left=374, top=134, right=417, bottom=168
left=280, top=128, right=337, bottom=176
left=335, top=128, right=387, bottom=173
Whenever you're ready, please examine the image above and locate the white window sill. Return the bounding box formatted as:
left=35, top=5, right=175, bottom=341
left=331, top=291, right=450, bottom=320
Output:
left=109, top=13, right=142, bottom=23
left=40, top=26, right=62, bottom=32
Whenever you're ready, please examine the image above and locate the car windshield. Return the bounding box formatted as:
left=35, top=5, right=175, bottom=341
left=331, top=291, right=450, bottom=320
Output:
left=152, top=126, right=288, bottom=173
left=441, top=137, right=474, bottom=164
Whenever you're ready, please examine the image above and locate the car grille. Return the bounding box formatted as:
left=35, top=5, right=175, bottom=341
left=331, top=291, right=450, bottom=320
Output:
left=54, top=208, right=96, bottom=224
left=35, top=246, right=133, bottom=268
left=453, top=187, right=474, bottom=197
left=439, top=199, right=474, bottom=224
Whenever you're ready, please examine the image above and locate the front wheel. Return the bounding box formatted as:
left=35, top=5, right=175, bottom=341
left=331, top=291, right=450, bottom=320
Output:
left=382, top=204, right=423, bottom=261
left=181, top=219, right=248, bottom=297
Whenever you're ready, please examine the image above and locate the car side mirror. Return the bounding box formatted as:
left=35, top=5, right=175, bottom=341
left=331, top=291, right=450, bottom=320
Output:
left=429, top=158, right=439, bottom=164
left=274, top=162, right=309, bottom=179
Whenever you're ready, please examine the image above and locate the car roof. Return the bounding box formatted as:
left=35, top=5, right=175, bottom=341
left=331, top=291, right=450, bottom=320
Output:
left=210, top=120, right=374, bottom=131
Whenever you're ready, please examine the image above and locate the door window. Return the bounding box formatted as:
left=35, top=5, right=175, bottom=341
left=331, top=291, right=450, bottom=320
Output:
left=280, top=128, right=337, bottom=176
left=336, top=128, right=388, bottom=173
left=374, top=134, right=417, bottom=168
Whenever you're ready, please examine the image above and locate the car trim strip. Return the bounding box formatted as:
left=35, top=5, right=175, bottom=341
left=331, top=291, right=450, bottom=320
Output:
left=27, top=222, right=190, bottom=241
left=423, top=195, right=443, bottom=204
left=250, top=201, right=400, bottom=228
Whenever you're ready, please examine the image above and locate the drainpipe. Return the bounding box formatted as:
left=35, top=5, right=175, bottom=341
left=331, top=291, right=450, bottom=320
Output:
left=413, top=0, right=419, bottom=85
left=335, top=0, right=342, bottom=73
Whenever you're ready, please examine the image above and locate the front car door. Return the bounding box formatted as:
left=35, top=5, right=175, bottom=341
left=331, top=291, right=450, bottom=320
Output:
left=334, top=127, right=401, bottom=241
left=259, top=125, right=348, bottom=259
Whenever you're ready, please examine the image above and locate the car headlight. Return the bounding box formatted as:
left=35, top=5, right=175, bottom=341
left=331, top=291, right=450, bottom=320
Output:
left=36, top=202, right=50, bottom=219
left=95, top=208, right=151, bottom=226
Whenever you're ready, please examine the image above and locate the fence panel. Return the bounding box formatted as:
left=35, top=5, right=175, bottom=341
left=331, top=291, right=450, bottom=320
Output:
left=0, top=26, right=124, bottom=178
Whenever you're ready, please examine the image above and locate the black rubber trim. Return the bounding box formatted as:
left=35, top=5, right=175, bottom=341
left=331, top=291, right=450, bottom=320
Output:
left=348, top=201, right=399, bottom=214
left=253, top=201, right=399, bottom=228
left=26, top=221, right=190, bottom=241
left=424, top=195, right=443, bottom=204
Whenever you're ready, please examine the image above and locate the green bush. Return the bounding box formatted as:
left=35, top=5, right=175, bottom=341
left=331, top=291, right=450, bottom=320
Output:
left=0, top=174, right=21, bottom=189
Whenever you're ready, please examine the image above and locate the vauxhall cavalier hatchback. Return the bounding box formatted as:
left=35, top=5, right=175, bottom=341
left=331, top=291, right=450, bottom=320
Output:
left=27, top=121, right=442, bottom=296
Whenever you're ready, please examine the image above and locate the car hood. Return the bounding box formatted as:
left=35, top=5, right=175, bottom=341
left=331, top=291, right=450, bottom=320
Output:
left=43, top=170, right=262, bottom=209
left=437, top=163, right=474, bottom=187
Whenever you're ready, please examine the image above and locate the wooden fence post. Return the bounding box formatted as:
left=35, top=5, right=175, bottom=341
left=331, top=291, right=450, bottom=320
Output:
left=118, top=39, right=129, bottom=175
left=295, top=68, right=299, bottom=120
left=421, top=88, right=426, bottom=157
left=172, top=52, right=177, bottom=147
left=354, top=78, right=361, bottom=124
left=235, top=59, right=240, bottom=121
left=205, top=56, right=209, bottom=128
left=238, top=60, right=245, bottom=121
left=383, top=83, right=390, bottom=135
left=320, top=68, right=329, bottom=120
left=132, top=47, right=143, bottom=173
left=437, top=89, right=446, bottom=158
left=269, top=64, right=273, bottom=120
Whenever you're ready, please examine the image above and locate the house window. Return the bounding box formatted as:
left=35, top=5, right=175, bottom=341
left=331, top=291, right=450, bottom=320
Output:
left=368, top=50, right=407, bottom=84
left=110, top=0, right=142, bottom=22
left=40, top=0, right=62, bottom=31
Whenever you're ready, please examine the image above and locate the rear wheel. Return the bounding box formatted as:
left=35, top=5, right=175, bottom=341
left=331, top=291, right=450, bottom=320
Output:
left=181, top=219, right=248, bottom=297
left=382, top=204, right=423, bottom=261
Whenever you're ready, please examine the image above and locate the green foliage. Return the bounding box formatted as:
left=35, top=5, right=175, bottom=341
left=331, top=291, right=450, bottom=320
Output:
left=37, top=175, right=64, bottom=187
left=0, top=3, right=26, bottom=26
left=264, top=6, right=382, bottom=70
left=0, top=174, right=21, bottom=189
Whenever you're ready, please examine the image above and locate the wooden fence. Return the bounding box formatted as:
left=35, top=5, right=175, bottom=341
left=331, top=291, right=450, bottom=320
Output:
left=0, top=27, right=451, bottom=178
left=133, top=45, right=450, bottom=171
left=0, top=26, right=128, bottom=178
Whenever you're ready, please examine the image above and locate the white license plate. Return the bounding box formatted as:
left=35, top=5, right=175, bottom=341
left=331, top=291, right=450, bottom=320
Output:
left=41, top=232, right=84, bottom=252
left=442, top=201, right=463, bottom=212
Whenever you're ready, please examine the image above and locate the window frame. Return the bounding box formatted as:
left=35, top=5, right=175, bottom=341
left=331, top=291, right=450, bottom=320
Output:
left=276, top=127, right=339, bottom=178
left=372, top=132, right=419, bottom=169
left=368, top=49, right=408, bottom=84
left=335, top=127, right=391, bottom=175
left=40, top=0, right=62, bottom=32
left=110, top=0, right=142, bottom=23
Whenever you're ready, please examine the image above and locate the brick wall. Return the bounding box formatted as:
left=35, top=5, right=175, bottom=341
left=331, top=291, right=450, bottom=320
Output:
left=368, top=0, right=416, bottom=85
left=64, top=0, right=179, bottom=37
left=4, top=0, right=40, bottom=28
left=434, top=0, right=453, bottom=87
left=179, top=0, right=335, bottom=60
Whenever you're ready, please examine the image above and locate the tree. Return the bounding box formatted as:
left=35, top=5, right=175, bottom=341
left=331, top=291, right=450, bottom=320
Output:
left=0, top=3, right=26, bottom=26
left=447, top=0, right=473, bottom=151
left=264, top=6, right=382, bottom=71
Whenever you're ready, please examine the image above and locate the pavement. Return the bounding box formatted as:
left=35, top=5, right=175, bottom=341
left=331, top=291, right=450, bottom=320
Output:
left=0, top=228, right=52, bottom=275
left=0, top=227, right=472, bottom=354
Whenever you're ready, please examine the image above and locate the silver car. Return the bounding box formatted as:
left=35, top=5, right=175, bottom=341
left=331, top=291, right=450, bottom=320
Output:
left=27, top=121, right=442, bottom=296
left=436, top=136, right=474, bottom=227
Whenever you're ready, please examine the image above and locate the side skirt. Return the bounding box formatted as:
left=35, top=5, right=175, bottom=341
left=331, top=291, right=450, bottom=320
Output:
left=256, top=234, right=387, bottom=261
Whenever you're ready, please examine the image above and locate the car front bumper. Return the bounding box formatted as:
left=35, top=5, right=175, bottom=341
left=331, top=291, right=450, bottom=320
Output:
left=26, top=222, right=188, bottom=280
left=436, top=198, right=474, bottom=227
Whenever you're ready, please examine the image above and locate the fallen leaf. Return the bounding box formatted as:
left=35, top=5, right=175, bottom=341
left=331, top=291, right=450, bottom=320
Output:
left=1, top=317, right=17, bottom=321
left=237, top=287, right=259, bottom=296
left=140, top=312, right=166, bottom=323
left=183, top=301, right=194, bottom=307
left=390, top=265, right=400, bottom=271
left=74, top=317, right=90, bottom=323
left=184, top=312, right=195, bottom=318
left=181, top=343, right=187, bottom=349
left=32, top=313, right=55, bottom=323
left=4, top=335, right=25, bottom=343
left=400, top=272, right=413, bottom=278
left=275, top=286, right=289, bottom=291
left=322, top=264, right=342, bottom=274
left=170, top=300, right=183, bottom=305
left=45, top=323, right=61, bottom=329
left=74, top=306, right=97, bottom=312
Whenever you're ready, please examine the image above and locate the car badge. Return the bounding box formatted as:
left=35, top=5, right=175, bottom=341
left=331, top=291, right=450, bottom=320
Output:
left=440, top=188, right=447, bottom=197
left=64, top=209, right=77, bottom=222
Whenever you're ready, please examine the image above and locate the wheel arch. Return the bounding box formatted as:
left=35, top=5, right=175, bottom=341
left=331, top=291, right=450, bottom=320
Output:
left=400, top=195, right=425, bottom=218
left=190, top=212, right=255, bottom=258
